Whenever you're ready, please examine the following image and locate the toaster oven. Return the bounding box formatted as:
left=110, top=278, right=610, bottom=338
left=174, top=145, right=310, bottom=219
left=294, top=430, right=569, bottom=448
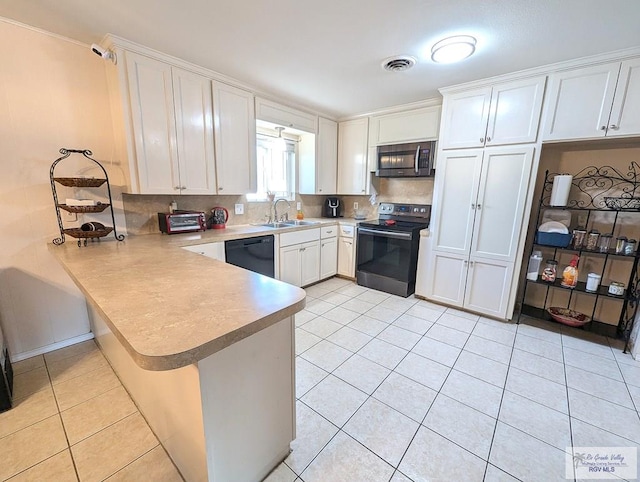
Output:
left=158, top=211, right=206, bottom=234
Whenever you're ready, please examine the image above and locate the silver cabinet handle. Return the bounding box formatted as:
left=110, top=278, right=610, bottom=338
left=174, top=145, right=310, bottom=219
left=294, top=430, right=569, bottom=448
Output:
left=181, top=186, right=187, bottom=190
left=174, top=186, right=180, bottom=190
left=610, top=124, right=619, bottom=130
left=486, top=136, right=491, bottom=142
left=480, top=138, right=485, bottom=143
left=601, top=126, right=607, bottom=130
left=319, top=189, right=323, bottom=192
left=219, top=187, right=223, bottom=191
left=326, top=230, right=333, bottom=234
left=477, top=203, right=482, bottom=210
left=300, top=247, right=306, bottom=252
left=471, top=203, right=476, bottom=210
left=469, top=261, right=475, bottom=267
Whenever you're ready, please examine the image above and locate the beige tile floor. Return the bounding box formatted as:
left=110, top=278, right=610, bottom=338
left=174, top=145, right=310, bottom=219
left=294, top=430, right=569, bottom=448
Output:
left=5, top=278, right=640, bottom=482
left=266, top=278, right=640, bottom=482
left=1, top=340, right=183, bottom=481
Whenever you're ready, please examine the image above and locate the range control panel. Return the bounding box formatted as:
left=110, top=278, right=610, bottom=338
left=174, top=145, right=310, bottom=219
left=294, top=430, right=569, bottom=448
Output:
left=378, top=203, right=431, bottom=219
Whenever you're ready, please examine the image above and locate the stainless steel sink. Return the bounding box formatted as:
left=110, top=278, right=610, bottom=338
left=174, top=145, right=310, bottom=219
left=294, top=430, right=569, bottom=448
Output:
left=258, top=222, right=290, bottom=228
left=282, top=220, right=320, bottom=226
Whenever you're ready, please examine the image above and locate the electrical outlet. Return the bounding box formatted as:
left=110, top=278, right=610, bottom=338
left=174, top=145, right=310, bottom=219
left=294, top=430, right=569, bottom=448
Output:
left=353, top=202, right=359, bottom=210
left=234, top=203, right=244, bottom=215
left=65, top=211, right=78, bottom=222
left=296, top=202, right=301, bottom=211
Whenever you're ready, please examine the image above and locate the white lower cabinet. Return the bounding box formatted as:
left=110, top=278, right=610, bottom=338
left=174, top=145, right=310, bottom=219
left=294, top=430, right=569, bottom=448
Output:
left=425, top=251, right=513, bottom=318
left=320, top=226, right=338, bottom=280
left=182, top=242, right=225, bottom=261
left=337, top=224, right=356, bottom=278
left=279, top=229, right=321, bottom=287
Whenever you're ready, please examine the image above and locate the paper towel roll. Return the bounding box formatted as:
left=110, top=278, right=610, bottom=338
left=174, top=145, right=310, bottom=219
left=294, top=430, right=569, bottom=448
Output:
left=550, top=175, right=573, bottom=206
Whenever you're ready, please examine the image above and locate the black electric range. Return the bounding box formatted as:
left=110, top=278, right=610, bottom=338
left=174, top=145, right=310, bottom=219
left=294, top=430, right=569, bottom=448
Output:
left=356, top=203, right=431, bottom=297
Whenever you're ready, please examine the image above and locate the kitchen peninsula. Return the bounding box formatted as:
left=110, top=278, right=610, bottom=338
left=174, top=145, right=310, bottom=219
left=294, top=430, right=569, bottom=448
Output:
left=49, top=235, right=306, bottom=482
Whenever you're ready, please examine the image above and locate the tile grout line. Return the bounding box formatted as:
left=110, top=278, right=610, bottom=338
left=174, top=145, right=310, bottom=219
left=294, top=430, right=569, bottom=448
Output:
left=43, top=349, right=82, bottom=482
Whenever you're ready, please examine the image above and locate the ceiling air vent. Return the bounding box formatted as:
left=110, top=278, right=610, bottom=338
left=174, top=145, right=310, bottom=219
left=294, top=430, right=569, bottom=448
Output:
left=381, top=56, right=416, bottom=72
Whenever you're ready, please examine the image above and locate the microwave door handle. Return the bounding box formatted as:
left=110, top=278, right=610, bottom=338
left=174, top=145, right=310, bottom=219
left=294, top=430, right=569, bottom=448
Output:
left=415, top=145, right=421, bottom=173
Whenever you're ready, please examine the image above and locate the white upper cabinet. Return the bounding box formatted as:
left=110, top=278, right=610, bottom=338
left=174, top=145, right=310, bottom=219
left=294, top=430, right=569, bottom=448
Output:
left=255, top=97, right=317, bottom=133
left=125, top=52, right=180, bottom=194
left=542, top=62, right=620, bottom=141
left=368, top=105, right=441, bottom=146
left=337, top=118, right=369, bottom=195
left=440, top=76, right=546, bottom=149
left=171, top=68, right=217, bottom=194
left=299, top=117, right=337, bottom=195
left=213, top=82, right=257, bottom=194
left=541, top=58, right=640, bottom=141
left=431, top=149, right=484, bottom=255
left=605, top=58, right=640, bottom=138
left=470, top=145, right=535, bottom=262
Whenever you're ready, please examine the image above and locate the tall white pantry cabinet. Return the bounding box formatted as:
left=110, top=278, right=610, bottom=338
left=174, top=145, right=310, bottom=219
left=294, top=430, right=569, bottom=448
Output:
left=418, top=76, right=545, bottom=319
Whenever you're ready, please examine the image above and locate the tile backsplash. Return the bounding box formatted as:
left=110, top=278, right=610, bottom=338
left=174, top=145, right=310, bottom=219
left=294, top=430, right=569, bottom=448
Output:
left=123, top=177, right=434, bottom=235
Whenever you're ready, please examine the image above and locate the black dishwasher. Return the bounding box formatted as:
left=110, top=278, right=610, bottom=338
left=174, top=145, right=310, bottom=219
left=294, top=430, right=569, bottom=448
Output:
left=225, top=235, right=275, bottom=278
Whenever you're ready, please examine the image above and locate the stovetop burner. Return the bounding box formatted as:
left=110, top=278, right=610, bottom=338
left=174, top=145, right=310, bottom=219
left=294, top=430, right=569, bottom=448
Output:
left=359, top=202, right=431, bottom=232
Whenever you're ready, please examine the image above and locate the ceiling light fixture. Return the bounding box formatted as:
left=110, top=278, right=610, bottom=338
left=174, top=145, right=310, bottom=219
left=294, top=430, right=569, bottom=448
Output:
left=431, top=35, right=477, bottom=64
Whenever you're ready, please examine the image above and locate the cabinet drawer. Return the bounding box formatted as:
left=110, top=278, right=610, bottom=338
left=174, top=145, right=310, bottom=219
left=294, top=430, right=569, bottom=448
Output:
left=280, top=228, right=320, bottom=247
left=339, top=225, right=355, bottom=238
left=321, top=225, right=338, bottom=239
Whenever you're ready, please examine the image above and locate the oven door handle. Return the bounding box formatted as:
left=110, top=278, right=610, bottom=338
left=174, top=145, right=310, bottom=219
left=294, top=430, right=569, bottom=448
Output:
left=358, top=227, right=413, bottom=240
left=415, top=145, right=420, bottom=173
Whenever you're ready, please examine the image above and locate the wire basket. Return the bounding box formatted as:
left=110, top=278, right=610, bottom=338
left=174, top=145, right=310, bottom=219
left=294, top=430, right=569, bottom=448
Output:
left=63, top=227, right=113, bottom=239
left=54, top=177, right=107, bottom=188
left=57, top=203, right=110, bottom=213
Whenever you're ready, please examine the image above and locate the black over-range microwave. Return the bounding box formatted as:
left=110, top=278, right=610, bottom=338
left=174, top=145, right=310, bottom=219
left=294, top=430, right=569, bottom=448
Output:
left=376, top=141, right=436, bottom=178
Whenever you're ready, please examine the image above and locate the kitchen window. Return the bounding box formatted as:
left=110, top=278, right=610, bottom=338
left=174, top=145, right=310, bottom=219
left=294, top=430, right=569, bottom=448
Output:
left=246, top=134, right=296, bottom=201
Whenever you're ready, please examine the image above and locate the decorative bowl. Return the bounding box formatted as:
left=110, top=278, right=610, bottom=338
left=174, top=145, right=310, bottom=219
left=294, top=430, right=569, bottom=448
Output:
left=547, top=307, right=591, bottom=327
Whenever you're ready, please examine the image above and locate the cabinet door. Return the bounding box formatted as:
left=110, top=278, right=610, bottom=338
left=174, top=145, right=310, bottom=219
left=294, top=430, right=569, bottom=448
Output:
left=182, top=242, right=225, bottom=261
left=369, top=106, right=441, bottom=145
left=300, top=241, right=321, bottom=287
left=485, top=77, right=546, bottom=146
left=317, top=117, right=338, bottom=194
left=464, top=258, right=514, bottom=319
left=320, top=238, right=338, bottom=280
left=337, top=237, right=355, bottom=278
left=471, top=145, right=535, bottom=262
left=337, top=118, right=369, bottom=195
left=279, top=245, right=301, bottom=287
left=171, top=68, right=216, bottom=194
left=608, top=57, right=640, bottom=138
left=213, top=82, right=257, bottom=194
left=439, top=87, right=491, bottom=149
left=431, top=149, right=483, bottom=255
left=425, top=251, right=467, bottom=307
left=125, top=52, right=179, bottom=194
left=541, top=62, right=621, bottom=141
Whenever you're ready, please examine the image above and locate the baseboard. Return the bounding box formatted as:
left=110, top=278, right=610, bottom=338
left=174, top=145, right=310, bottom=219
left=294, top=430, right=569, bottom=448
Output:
left=11, top=332, right=95, bottom=362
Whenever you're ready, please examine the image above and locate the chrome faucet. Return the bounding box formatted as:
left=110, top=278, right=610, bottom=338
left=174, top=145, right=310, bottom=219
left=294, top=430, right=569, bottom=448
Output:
left=273, top=198, right=291, bottom=222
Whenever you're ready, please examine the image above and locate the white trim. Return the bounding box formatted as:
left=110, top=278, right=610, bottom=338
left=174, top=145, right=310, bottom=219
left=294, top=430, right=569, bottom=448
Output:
left=11, top=332, right=95, bottom=362
left=439, top=46, right=640, bottom=95
left=102, top=34, right=337, bottom=121
left=0, top=16, right=87, bottom=48
left=339, top=97, right=443, bottom=122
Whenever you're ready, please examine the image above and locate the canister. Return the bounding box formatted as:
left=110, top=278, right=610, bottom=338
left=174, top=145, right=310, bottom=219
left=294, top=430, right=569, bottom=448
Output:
left=616, top=236, right=627, bottom=254
left=541, top=259, right=557, bottom=282
left=624, top=239, right=637, bottom=255
left=585, top=230, right=600, bottom=251
left=526, top=251, right=543, bottom=281
left=585, top=273, right=601, bottom=292
left=572, top=229, right=587, bottom=249
left=608, top=282, right=625, bottom=296
left=598, top=234, right=613, bottom=253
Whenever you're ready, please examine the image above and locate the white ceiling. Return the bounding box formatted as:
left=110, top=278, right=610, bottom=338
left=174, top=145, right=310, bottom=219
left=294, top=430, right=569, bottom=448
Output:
left=2, top=0, right=640, bottom=118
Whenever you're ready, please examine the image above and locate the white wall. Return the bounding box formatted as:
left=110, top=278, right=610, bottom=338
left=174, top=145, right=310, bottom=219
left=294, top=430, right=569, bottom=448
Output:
left=0, top=19, right=122, bottom=359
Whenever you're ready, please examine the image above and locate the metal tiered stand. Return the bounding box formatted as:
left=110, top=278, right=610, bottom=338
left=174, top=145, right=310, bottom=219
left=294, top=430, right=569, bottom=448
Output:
left=50, top=148, right=125, bottom=247
left=518, top=163, right=640, bottom=353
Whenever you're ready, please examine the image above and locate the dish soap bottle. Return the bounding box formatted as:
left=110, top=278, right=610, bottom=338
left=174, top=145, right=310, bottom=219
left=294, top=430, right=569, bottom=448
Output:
left=561, top=255, right=579, bottom=288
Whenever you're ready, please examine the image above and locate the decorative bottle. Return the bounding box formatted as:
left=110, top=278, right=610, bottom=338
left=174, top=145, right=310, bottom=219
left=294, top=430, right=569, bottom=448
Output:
left=561, top=255, right=579, bottom=289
